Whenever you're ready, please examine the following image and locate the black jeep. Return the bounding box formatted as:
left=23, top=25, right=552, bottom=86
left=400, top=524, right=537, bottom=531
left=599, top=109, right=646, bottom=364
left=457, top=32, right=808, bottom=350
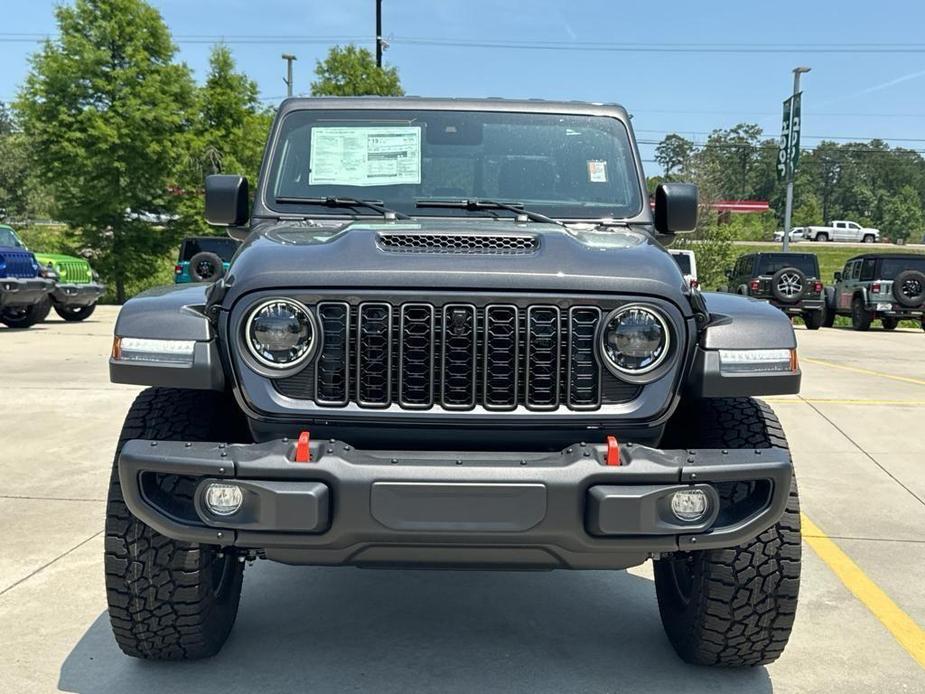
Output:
left=725, top=252, right=825, bottom=329
left=106, top=98, right=802, bottom=667
left=824, top=253, right=925, bottom=331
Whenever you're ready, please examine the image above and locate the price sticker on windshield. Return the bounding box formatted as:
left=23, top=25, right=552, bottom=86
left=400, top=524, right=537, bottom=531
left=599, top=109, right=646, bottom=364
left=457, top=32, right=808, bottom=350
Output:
left=309, top=126, right=422, bottom=187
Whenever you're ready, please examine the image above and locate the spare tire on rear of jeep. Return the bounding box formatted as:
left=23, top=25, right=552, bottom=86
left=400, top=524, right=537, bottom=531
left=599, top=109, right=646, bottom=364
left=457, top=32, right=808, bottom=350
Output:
left=892, top=269, right=925, bottom=308
left=770, top=267, right=806, bottom=304
left=188, top=251, right=225, bottom=282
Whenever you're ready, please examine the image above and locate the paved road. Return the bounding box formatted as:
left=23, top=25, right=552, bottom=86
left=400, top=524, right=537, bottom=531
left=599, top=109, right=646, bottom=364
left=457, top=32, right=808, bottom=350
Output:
left=1, top=308, right=923, bottom=693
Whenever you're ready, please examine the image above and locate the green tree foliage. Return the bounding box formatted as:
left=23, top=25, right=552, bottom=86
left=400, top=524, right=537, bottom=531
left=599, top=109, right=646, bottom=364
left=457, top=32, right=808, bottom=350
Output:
left=0, top=102, right=52, bottom=221
left=16, top=0, right=195, bottom=302
left=881, top=186, right=925, bottom=243
left=654, top=127, right=925, bottom=240
left=311, top=45, right=404, bottom=97
left=177, top=44, right=273, bottom=237
left=654, top=134, right=693, bottom=178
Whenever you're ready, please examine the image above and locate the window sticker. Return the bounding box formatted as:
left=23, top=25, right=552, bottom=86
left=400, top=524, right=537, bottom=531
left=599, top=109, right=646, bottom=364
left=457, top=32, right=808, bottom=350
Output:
left=587, top=160, right=608, bottom=183
left=309, top=126, right=422, bottom=186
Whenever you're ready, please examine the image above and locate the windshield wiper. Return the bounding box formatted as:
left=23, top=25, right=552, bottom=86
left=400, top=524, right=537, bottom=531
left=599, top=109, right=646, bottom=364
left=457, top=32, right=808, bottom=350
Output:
left=415, top=198, right=568, bottom=228
left=274, top=196, right=410, bottom=220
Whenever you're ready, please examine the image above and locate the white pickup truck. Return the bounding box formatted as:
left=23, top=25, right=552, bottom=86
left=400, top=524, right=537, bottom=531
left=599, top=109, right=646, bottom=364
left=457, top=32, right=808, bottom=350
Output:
left=805, top=220, right=879, bottom=243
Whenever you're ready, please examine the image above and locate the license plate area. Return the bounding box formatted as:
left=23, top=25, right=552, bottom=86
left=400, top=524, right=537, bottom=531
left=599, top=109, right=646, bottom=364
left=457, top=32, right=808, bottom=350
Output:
left=370, top=482, right=547, bottom=532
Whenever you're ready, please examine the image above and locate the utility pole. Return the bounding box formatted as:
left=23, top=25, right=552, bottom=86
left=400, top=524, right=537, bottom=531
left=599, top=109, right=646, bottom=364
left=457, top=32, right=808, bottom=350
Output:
left=375, top=0, right=383, bottom=67
left=282, top=53, right=297, bottom=97
left=782, top=66, right=810, bottom=252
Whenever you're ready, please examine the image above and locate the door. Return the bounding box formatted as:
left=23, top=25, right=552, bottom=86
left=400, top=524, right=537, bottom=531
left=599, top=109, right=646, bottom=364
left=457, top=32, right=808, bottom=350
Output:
left=837, top=261, right=857, bottom=309
left=845, top=222, right=861, bottom=242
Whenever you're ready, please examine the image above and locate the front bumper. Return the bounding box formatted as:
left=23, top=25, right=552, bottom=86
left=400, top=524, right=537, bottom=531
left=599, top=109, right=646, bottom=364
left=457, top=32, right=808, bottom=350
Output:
left=0, top=277, right=54, bottom=309
left=119, top=438, right=792, bottom=570
left=51, top=281, right=105, bottom=307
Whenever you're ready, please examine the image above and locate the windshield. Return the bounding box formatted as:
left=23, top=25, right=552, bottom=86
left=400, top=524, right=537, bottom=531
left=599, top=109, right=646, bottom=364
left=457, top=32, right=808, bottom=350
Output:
left=265, top=109, right=643, bottom=221
left=759, top=254, right=819, bottom=276
left=180, top=238, right=240, bottom=262
left=881, top=257, right=925, bottom=279
left=0, top=226, right=24, bottom=248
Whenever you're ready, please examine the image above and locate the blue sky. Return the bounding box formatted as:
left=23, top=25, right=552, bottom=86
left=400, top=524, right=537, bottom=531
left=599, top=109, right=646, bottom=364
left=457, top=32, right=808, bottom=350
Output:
left=3, top=0, right=925, bottom=170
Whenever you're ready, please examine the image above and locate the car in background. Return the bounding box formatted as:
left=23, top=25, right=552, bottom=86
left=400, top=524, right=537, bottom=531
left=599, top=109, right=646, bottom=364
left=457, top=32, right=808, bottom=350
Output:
left=0, top=225, right=55, bottom=328
left=0, top=224, right=105, bottom=322
left=824, top=253, right=925, bottom=331
left=805, top=220, right=879, bottom=243
left=724, top=251, right=825, bottom=329
left=668, top=248, right=698, bottom=288
left=174, top=236, right=241, bottom=283
left=773, top=227, right=805, bottom=243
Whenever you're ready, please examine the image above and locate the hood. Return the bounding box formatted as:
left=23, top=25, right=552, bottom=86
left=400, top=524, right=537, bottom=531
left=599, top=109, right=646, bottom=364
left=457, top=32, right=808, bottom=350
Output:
left=219, top=219, right=690, bottom=310
left=33, top=252, right=89, bottom=265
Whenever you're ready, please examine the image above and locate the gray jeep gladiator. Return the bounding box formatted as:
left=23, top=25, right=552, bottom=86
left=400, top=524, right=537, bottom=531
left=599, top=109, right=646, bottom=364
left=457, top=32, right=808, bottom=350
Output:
left=106, top=98, right=802, bottom=667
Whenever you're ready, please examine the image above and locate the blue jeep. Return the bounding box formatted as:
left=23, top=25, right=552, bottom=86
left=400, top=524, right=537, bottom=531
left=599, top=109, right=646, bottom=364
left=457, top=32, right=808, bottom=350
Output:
left=174, top=236, right=240, bottom=283
left=0, top=225, right=55, bottom=328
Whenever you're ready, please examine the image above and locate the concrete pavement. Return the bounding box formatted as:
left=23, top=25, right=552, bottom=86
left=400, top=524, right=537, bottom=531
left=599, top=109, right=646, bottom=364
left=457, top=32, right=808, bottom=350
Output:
left=1, top=308, right=923, bottom=692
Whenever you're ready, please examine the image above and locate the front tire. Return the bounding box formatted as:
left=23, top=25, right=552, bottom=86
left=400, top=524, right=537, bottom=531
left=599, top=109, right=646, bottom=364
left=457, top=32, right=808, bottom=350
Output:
left=655, top=398, right=801, bottom=667
left=54, top=303, right=97, bottom=321
left=105, top=388, right=245, bottom=660
left=0, top=303, right=44, bottom=329
left=881, top=317, right=898, bottom=331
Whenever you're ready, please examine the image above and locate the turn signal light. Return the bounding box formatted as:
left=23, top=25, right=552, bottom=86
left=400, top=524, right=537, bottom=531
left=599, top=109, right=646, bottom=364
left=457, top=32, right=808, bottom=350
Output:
left=749, top=280, right=760, bottom=293
left=871, top=282, right=881, bottom=294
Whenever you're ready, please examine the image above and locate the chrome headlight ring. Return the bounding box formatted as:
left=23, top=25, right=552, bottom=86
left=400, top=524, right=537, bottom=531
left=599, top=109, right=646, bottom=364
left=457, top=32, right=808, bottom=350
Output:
left=598, top=304, right=673, bottom=382
left=242, top=298, right=319, bottom=373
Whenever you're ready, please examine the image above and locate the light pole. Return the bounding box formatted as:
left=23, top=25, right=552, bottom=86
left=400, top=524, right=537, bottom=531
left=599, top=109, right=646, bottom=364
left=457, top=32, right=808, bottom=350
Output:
left=282, top=53, right=297, bottom=97
left=782, top=66, right=810, bottom=252
left=375, top=0, right=383, bottom=67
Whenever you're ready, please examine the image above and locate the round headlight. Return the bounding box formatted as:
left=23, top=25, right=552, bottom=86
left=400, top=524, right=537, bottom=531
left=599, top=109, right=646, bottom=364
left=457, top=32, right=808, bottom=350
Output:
left=244, top=299, right=316, bottom=369
left=601, top=305, right=670, bottom=375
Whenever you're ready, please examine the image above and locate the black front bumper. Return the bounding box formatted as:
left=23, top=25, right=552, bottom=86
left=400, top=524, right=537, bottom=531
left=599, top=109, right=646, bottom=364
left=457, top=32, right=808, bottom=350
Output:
left=119, top=438, right=792, bottom=570
left=0, top=277, right=54, bottom=309
left=51, top=281, right=105, bottom=307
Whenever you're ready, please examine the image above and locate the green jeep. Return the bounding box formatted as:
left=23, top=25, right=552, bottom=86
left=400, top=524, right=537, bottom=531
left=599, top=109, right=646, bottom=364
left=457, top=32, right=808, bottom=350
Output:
left=0, top=225, right=105, bottom=322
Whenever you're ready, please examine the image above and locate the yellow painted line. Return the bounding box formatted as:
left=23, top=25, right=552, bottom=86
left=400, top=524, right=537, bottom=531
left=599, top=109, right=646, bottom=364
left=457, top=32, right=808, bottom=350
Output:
left=802, top=513, right=925, bottom=669
left=802, top=357, right=925, bottom=387
left=765, top=398, right=925, bottom=406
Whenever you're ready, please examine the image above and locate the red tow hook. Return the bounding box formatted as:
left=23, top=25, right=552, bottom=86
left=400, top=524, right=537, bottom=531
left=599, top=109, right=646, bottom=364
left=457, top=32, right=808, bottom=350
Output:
left=606, top=435, right=621, bottom=466
left=294, top=431, right=311, bottom=463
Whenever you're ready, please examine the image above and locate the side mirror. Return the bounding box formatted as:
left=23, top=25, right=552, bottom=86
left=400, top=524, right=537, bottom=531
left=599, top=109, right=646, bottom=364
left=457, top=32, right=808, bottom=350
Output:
left=724, top=268, right=733, bottom=280
left=654, top=183, right=698, bottom=234
left=205, top=175, right=249, bottom=226
left=834, top=271, right=842, bottom=282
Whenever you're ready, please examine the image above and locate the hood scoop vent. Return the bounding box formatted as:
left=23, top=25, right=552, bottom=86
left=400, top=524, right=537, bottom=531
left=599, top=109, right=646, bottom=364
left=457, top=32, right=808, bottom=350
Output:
left=377, top=232, right=539, bottom=255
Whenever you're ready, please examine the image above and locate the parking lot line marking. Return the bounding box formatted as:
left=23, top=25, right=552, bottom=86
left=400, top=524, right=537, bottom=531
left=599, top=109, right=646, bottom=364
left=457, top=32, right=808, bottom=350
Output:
left=801, top=357, right=925, bottom=387
left=766, top=398, right=925, bottom=406
left=802, top=513, right=925, bottom=669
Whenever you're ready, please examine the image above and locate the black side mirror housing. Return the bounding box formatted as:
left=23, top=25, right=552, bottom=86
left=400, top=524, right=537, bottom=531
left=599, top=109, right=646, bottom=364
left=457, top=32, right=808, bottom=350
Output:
left=654, top=183, right=698, bottom=234
left=724, top=268, right=734, bottom=280
left=834, top=271, right=842, bottom=282
left=205, top=175, right=249, bottom=226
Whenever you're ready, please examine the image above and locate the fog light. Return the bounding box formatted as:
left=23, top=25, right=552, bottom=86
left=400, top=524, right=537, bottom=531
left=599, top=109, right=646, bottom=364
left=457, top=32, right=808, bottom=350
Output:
left=670, top=489, right=708, bottom=522
left=204, top=483, right=243, bottom=516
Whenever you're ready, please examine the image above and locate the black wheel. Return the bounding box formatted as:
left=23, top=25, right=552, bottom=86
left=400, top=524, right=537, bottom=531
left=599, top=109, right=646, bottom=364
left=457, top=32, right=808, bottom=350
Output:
left=54, top=303, right=97, bottom=321
left=802, top=309, right=823, bottom=330
left=821, top=303, right=836, bottom=328
left=851, top=296, right=872, bottom=331
left=815, top=232, right=829, bottom=242
left=105, top=388, right=246, bottom=660
left=862, top=234, right=875, bottom=243
left=0, top=303, right=44, bottom=329
left=881, top=317, right=898, bottom=331
left=187, top=251, right=225, bottom=282
left=656, top=398, right=801, bottom=667
left=770, top=267, right=806, bottom=304
left=34, top=296, right=52, bottom=322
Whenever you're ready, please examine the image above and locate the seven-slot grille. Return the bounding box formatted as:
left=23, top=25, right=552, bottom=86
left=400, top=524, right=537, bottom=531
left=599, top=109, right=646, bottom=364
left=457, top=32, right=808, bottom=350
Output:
left=275, top=300, right=640, bottom=411
left=56, top=260, right=90, bottom=284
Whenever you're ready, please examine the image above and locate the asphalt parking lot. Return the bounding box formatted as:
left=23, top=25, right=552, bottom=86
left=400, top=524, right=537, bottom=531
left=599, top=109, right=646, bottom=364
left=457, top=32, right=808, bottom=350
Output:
left=1, top=307, right=923, bottom=693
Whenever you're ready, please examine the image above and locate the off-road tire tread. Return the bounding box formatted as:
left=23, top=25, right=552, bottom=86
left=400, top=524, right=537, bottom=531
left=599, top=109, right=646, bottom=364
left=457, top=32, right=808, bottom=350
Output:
left=55, top=303, right=96, bottom=321
left=655, top=398, right=801, bottom=667
left=105, top=387, right=244, bottom=660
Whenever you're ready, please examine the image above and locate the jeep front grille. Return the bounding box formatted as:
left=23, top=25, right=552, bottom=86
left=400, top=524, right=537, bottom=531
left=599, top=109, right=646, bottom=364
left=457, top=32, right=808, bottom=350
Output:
left=275, top=300, right=640, bottom=411
left=377, top=232, right=538, bottom=255
left=57, top=260, right=90, bottom=284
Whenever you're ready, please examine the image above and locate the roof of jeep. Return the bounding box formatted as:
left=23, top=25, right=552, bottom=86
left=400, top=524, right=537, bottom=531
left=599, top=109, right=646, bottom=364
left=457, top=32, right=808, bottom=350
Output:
left=845, top=252, right=925, bottom=262
left=275, top=96, right=631, bottom=120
